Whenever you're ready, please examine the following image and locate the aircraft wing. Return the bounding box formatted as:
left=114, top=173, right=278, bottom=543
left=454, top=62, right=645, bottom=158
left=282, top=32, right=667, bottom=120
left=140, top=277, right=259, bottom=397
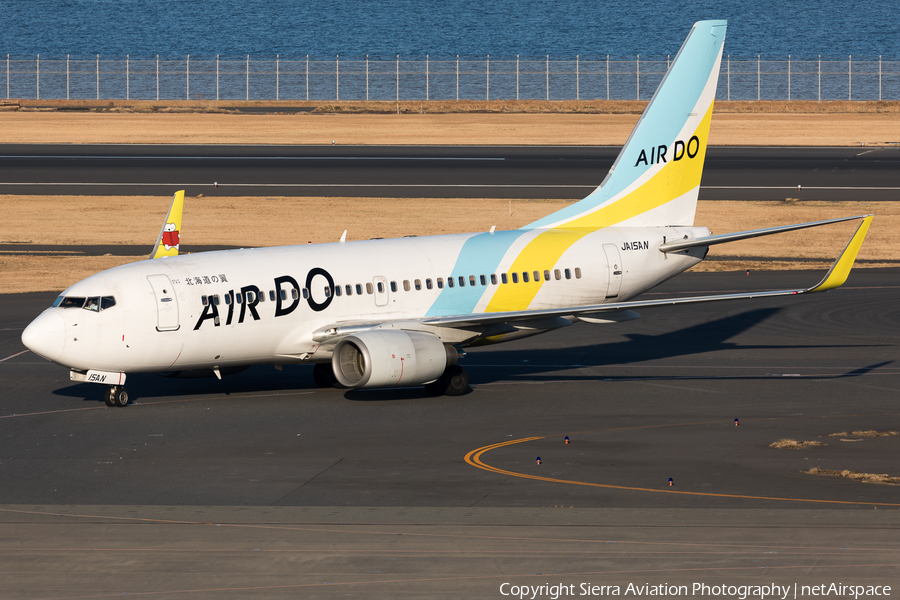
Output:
left=419, top=215, right=873, bottom=328
left=308, top=215, right=873, bottom=340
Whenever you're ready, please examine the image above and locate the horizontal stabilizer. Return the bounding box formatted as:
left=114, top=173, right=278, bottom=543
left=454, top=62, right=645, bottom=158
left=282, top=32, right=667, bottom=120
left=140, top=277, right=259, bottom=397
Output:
left=659, top=214, right=872, bottom=253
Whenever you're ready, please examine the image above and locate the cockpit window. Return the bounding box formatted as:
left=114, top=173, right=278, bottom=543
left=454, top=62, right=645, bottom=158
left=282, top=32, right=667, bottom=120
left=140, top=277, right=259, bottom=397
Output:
left=54, top=295, right=116, bottom=311
left=58, top=297, right=86, bottom=308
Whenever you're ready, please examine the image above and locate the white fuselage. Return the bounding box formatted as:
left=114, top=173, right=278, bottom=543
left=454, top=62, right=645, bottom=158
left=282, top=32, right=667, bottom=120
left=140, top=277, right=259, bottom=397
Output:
left=26, top=225, right=708, bottom=375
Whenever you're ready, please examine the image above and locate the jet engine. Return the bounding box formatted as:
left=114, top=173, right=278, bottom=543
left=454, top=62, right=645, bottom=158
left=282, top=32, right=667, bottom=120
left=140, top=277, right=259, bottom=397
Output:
left=331, top=330, right=455, bottom=389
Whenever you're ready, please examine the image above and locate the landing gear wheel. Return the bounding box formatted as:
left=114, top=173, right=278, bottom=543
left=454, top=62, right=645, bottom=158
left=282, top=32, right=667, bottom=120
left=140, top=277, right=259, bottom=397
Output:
left=312, top=363, right=338, bottom=388
left=111, top=386, right=129, bottom=407
left=425, top=365, right=470, bottom=397
left=104, top=387, right=116, bottom=407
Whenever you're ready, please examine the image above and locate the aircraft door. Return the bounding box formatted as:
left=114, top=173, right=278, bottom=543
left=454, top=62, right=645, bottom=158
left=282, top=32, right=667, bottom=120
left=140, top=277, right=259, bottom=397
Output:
left=602, top=244, right=623, bottom=299
left=147, top=274, right=180, bottom=331
left=373, top=276, right=389, bottom=307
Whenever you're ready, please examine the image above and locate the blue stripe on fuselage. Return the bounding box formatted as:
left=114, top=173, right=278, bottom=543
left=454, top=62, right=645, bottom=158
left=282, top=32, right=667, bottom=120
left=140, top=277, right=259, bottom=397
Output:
left=425, top=229, right=527, bottom=316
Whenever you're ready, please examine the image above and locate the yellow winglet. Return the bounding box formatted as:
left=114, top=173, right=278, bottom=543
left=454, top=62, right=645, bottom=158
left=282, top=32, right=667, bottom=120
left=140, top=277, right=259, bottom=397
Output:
left=806, top=215, right=873, bottom=293
left=150, top=191, right=185, bottom=259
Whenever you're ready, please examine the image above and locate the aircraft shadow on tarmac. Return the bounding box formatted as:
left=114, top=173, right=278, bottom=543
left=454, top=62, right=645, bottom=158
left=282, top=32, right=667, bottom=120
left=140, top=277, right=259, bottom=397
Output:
left=472, top=307, right=891, bottom=384
left=50, top=307, right=889, bottom=404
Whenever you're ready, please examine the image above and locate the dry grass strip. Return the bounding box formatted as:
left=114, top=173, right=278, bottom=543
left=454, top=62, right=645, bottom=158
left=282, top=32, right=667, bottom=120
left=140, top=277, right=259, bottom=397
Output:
left=770, top=439, right=826, bottom=450
left=3, top=109, right=900, bottom=145
left=803, top=467, right=900, bottom=486
left=828, top=430, right=900, bottom=437
left=1, top=196, right=896, bottom=294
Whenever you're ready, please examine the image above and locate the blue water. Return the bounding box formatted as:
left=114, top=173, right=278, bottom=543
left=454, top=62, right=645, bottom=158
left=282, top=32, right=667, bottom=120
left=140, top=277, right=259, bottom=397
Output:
left=3, top=0, right=899, bottom=59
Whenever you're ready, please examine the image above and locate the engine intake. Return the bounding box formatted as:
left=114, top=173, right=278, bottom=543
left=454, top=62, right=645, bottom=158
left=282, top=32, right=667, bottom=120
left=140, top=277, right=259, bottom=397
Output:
left=332, top=330, right=455, bottom=389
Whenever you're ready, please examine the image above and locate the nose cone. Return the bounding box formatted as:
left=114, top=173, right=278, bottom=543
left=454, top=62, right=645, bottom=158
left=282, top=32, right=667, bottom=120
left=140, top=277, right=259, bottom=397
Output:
left=22, top=311, right=66, bottom=362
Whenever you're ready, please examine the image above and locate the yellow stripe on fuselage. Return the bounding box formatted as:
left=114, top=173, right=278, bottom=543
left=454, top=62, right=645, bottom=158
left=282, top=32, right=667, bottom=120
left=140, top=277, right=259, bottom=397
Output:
left=485, top=228, right=592, bottom=312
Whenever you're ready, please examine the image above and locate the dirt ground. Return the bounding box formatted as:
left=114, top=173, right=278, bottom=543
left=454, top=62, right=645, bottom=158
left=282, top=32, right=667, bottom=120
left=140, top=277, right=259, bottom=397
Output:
left=2, top=106, right=900, bottom=146
left=1, top=196, right=893, bottom=294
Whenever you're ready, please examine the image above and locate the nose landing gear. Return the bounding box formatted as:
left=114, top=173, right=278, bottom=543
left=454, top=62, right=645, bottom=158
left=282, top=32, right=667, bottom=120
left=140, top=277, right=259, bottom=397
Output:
left=105, top=386, right=129, bottom=407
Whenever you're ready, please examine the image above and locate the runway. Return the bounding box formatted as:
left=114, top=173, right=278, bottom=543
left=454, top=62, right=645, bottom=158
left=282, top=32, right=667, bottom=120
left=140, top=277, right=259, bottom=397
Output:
left=2, top=144, right=900, bottom=200
left=2, top=269, right=899, bottom=596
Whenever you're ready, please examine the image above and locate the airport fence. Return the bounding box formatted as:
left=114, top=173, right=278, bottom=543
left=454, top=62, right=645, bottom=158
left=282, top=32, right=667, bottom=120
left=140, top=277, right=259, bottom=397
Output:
left=4, top=55, right=900, bottom=103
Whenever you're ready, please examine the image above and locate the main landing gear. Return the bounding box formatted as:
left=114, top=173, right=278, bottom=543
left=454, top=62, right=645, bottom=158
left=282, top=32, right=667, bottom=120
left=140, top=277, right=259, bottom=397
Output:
left=312, top=363, right=339, bottom=388
left=105, top=386, right=129, bottom=407
left=425, top=365, right=470, bottom=397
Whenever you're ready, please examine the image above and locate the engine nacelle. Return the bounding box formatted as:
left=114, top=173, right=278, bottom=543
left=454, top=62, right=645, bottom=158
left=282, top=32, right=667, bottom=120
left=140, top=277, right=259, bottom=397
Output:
left=332, top=330, right=454, bottom=389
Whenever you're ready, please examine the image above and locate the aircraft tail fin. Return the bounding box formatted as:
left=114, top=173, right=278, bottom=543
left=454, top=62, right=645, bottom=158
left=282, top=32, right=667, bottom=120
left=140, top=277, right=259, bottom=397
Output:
left=524, top=20, right=726, bottom=231
left=150, top=190, right=184, bottom=259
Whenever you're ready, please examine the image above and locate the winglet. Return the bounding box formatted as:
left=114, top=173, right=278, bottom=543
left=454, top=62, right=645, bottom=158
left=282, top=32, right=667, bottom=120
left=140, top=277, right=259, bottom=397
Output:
left=806, top=215, right=873, bottom=293
left=150, top=191, right=185, bottom=259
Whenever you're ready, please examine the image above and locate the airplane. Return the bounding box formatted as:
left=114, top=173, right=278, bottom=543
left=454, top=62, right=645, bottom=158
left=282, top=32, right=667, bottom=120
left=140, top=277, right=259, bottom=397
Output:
left=21, top=20, right=873, bottom=407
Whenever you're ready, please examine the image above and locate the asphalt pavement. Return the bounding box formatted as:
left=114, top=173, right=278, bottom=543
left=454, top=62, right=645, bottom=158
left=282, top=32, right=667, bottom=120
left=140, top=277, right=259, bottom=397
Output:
left=2, top=144, right=900, bottom=200
left=1, top=269, right=898, bottom=597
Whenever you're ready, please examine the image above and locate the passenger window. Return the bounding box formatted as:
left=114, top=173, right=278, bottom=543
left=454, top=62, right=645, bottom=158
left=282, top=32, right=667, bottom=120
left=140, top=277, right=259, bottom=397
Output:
left=448, top=277, right=455, bottom=288
left=543, top=270, right=550, bottom=281
left=403, top=280, right=410, bottom=292
left=490, top=274, right=497, bottom=285
left=225, top=293, right=232, bottom=305
left=356, top=284, right=362, bottom=295
left=522, top=272, right=529, bottom=283
left=437, top=278, right=444, bottom=289
left=201, top=296, right=209, bottom=306
left=479, top=274, right=486, bottom=286
left=257, top=291, right=264, bottom=303
left=390, top=281, right=397, bottom=292
left=212, top=295, right=220, bottom=306
left=334, top=286, right=342, bottom=297
left=469, top=275, right=476, bottom=286
left=575, top=267, right=582, bottom=279
left=290, top=288, right=298, bottom=300
left=565, top=268, right=571, bottom=280
left=101, top=296, right=116, bottom=310
left=377, top=282, right=384, bottom=293
left=426, top=279, right=433, bottom=290
left=501, top=273, right=508, bottom=284
left=366, top=283, right=373, bottom=294
left=457, top=276, right=464, bottom=287
left=302, top=288, right=310, bottom=299
left=346, top=284, right=352, bottom=296
left=414, top=279, right=421, bottom=291
left=84, top=297, right=101, bottom=312
left=533, top=271, right=540, bottom=282
left=236, top=293, right=244, bottom=304
left=325, top=287, right=332, bottom=297
left=280, top=289, right=287, bottom=301
left=269, top=290, right=276, bottom=302
left=512, top=273, right=519, bottom=283
left=554, top=269, right=561, bottom=280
